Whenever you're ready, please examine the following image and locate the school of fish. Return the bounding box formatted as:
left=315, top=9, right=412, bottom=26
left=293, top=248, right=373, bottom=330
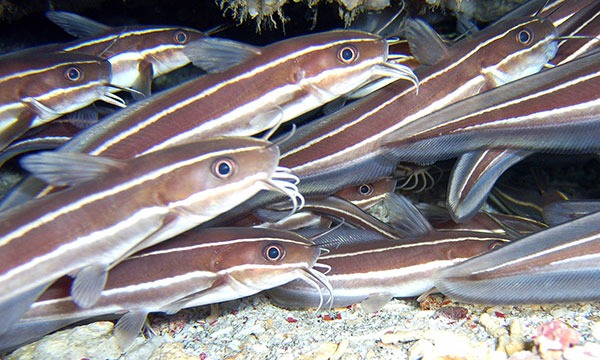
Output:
left=0, top=0, right=599, bottom=354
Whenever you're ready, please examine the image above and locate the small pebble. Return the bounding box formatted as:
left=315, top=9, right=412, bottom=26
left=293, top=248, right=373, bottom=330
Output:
left=408, top=339, right=435, bottom=360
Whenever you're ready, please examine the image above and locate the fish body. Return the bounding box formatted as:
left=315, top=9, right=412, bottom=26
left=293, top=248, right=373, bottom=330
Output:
left=268, top=227, right=509, bottom=310
left=382, top=47, right=600, bottom=161
left=543, top=200, right=600, bottom=226
left=279, top=13, right=558, bottom=196
left=199, top=10, right=560, bottom=229
left=72, top=29, right=415, bottom=158
left=1, top=29, right=415, bottom=208
left=255, top=194, right=413, bottom=239
left=0, top=227, right=327, bottom=351
left=0, top=114, right=100, bottom=167
left=440, top=2, right=600, bottom=222
left=434, top=210, right=600, bottom=305
left=0, top=137, right=298, bottom=335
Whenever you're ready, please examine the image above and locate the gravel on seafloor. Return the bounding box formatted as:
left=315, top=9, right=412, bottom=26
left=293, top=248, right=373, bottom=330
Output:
left=6, top=294, right=600, bottom=360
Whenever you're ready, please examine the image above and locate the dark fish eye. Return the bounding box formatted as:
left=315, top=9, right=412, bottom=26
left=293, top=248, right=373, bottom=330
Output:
left=338, top=46, right=358, bottom=64
left=516, top=29, right=533, bottom=45
left=211, top=158, right=236, bottom=178
left=174, top=31, right=188, bottom=44
left=263, top=243, right=286, bottom=262
left=64, top=66, right=82, bottom=82
left=358, top=183, right=374, bottom=196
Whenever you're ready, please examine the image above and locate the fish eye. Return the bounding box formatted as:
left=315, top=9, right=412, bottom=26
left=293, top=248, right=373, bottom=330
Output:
left=338, top=45, right=358, bottom=64
left=174, top=31, right=188, bottom=44
left=357, top=183, right=374, bottom=196
left=211, top=158, right=236, bottom=178
left=263, top=243, right=286, bottom=262
left=516, top=29, right=533, bottom=45
left=64, top=66, right=83, bottom=82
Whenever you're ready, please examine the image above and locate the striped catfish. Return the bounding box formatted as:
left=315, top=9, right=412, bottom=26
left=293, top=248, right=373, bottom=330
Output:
left=382, top=50, right=600, bottom=217
left=229, top=178, right=397, bottom=230
left=441, top=1, right=600, bottom=222
left=446, top=149, right=532, bottom=222
left=380, top=47, right=600, bottom=161
left=0, top=51, right=115, bottom=151
left=254, top=194, right=424, bottom=239
left=0, top=137, right=301, bottom=336
left=194, top=9, right=560, bottom=229
left=432, top=211, right=546, bottom=236
left=276, top=11, right=558, bottom=197
left=0, top=29, right=416, bottom=209
left=268, top=225, right=510, bottom=311
left=488, top=178, right=569, bottom=222
left=434, top=210, right=600, bottom=305
left=0, top=227, right=329, bottom=351
left=46, top=10, right=208, bottom=97
left=333, top=177, right=397, bottom=210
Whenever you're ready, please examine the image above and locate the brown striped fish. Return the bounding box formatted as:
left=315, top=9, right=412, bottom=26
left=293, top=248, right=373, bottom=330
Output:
left=277, top=12, right=558, bottom=197
left=1, top=29, right=417, bottom=209
left=196, top=9, right=560, bottom=230
left=268, top=225, right=510, bottom=311
left=442, top=1, right=600, bottom=222
left=434, top=210, right=600, bottom=305
left=0, top=227, right=328, bottom=351
left=46, top=10, right=209, bottom=97
left=0, top=137, right=301, bottom=336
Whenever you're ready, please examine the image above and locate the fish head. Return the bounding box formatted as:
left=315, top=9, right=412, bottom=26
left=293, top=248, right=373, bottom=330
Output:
left=146, top=137, right=290, bottom=219
left=481, top=16, right=558, bottom=87
left=210, top=229, right=322, bottom=292
left=333, top=177, right=397, bottom=209
left=11, top=52, right=114, bottom=122
left=138, top=27, right=206, bottom=76
left=272, top=29, right=416, bottom=100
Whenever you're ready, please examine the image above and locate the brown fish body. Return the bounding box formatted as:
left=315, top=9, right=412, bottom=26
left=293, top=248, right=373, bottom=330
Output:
left=0, top=137, right=293, bottom=336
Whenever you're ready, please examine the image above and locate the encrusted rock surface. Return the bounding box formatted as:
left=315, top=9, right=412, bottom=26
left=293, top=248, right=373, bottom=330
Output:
left=7, top=295, right=600, bottom=359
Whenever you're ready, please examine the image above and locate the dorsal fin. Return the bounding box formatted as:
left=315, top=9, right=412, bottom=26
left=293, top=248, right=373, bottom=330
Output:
left=384, top=193, right=434, bottom=237
left=184, top=37, right=262, bottom=73
left=20, top=151, right=125, bottom=187
left=46, top=11, right=112, bottom=38
left=403, top=18, right=450, bottom=66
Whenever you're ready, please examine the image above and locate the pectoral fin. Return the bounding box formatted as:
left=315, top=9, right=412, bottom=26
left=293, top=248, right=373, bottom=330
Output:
left=359, top=293, right=394, bottom=313
left=114, top=310, right=148, bottom=350
left=384, top=193, right=433, bottom=237
left=131, top=61, right=153, bottom=100
left=22, top=97, right=61, bottom=123
left=404, top=18, right=450, bottom=66
left=71, top=264, right=108, bottom=308
left=250, top=107, right=283, bottom=136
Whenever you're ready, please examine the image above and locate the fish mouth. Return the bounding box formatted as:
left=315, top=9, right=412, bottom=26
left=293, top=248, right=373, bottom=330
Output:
left=372, top=62, right=419, bottom=91
left=295, top=261, right=334, bottom=312
left=259, top=166, right=305, bottom=215
left=99, top=91, right=127, bottom=108
left=100, top=84, right=147, bottom=108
